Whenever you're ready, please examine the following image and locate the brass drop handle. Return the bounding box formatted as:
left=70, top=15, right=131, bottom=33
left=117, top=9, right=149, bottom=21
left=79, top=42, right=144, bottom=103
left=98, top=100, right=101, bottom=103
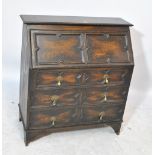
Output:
left=56, top=75, right=63, bottom=86
left=103, top=94, right=107, bottom=101
left=50, top=95, right=59, bottom=106
left=57, top=81, right=61, bottom=86
left=99, top=111, right=105, bottom=120
left=50, top=116, right=56, bottom=126
left=100, top=93, right=108, bottom=102
left=103, top=75, right=109, bottom=84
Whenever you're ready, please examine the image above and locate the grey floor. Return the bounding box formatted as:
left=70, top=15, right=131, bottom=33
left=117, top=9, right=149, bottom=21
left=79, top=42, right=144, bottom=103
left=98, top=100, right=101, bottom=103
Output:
left=3, top=79, right=151, bottom=155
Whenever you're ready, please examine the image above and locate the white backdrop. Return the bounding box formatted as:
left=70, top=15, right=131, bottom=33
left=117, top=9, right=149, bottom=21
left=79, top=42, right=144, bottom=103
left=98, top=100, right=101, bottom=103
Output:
left=3, top=0, right=152, bottom=154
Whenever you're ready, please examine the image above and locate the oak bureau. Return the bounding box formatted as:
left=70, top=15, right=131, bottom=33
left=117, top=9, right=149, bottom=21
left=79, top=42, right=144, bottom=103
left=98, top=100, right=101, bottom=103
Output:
left=19, top=15, right=134, bottom=145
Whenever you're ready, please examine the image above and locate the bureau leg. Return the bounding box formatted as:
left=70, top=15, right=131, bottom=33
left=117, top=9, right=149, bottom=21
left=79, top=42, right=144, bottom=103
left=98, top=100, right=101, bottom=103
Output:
left=110, top=123, right=122, bottom=135
left=24, top=131, right=29, bottom=146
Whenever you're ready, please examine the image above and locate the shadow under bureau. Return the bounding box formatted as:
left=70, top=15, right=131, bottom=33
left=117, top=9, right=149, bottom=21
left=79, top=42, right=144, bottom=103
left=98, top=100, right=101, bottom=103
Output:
left=19, top=15, right=134, bottom=145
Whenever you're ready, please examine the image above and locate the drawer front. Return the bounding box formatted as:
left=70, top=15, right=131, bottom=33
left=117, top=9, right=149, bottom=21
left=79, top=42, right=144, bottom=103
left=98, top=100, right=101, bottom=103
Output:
left=33, top=67, right=132, bottom=88
left=34, top=70, right=82, bottom=87
left=31, top=30, right=84, bottom=66
left=29, top=107, right=78, bottom=129
left=82, top=68, right=131, bottom=86
left=31, top=88, right=81, bottom=107
left=81, top=104, right=124, bottom=123
left=83, top=86, right=128, bottom=105
left=87, top=33, right=132, bottom=63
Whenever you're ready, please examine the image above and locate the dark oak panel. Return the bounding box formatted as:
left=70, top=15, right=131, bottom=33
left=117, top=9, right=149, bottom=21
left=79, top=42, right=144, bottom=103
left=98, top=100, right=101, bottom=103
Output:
left=29, top=107, right=78, bottom=129
left=34, top=69, right=82, bottom=88
left=87, top=33, right=131, bottom=63
left=82, top=67, right=132, bottom=86
left=83, top=86, right=128, bottom=105
left=81, top=104, right=124, bottom=123
left=31, top=31, right=84, bottom=66
left=31, top=88, right=81, bottom=107
left=30, top=28, right=133, bottom=68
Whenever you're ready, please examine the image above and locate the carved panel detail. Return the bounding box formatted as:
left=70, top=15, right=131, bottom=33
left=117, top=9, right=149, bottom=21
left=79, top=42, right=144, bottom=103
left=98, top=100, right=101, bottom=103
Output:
left=86, top=33, right=131, bottom=63
left=31, top=30, right=85, bottom=66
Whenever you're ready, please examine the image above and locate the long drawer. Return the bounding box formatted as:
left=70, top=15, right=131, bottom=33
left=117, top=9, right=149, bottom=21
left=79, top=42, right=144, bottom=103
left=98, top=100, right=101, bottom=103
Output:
left=29, top=104, right=124, bottom=130
left=30, top=86, right=128, bottom=108
left=31, top=67, right=132, bottom=88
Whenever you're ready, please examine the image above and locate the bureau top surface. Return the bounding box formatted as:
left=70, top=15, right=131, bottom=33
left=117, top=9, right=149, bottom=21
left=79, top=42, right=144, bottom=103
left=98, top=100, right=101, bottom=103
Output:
left=20, top=15, right=133, bottom=26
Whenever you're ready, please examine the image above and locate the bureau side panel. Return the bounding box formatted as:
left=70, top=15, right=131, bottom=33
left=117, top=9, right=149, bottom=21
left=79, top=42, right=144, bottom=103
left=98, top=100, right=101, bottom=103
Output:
left=19, top=24, right=31, bottom=128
